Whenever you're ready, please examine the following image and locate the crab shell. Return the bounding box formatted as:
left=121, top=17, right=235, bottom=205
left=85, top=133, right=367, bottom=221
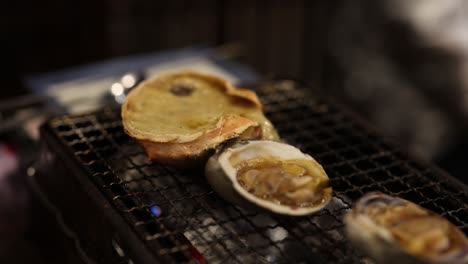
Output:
left=121, top=71, right=279, bottom=169
left=205, top=140, right=332, bottom=216
left=344, top=192, right=468, bottom=264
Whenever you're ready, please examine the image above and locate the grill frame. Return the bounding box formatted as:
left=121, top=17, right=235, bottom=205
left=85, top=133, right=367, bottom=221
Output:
left=37, top=79, right=468, bottom=264
left=38, top=116, right=164, bottom=264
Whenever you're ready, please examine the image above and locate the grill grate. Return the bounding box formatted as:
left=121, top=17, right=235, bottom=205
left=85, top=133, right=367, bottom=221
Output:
left=46, top=80, right=468, bottom=263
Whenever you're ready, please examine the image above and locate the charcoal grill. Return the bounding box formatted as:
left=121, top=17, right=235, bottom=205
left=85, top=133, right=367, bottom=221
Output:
left=32, top=80, right=468, bottom=263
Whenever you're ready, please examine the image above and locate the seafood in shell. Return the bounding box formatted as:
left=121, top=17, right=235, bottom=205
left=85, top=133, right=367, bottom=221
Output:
left=345, top=192, right=468, bottom=264
left=122, top=71, right=279, bottom=168
left=205, top=140, right=332, bottom=216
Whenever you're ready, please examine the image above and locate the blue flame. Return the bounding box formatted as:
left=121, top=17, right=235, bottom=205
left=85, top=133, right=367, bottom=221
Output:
left=149, top=205, right=162, bottom=217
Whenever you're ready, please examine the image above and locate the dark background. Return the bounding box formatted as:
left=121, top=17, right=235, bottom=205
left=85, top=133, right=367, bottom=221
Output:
left=1, top=1, right=330, bottom=95
left=3, top=0, right=467, bottom=182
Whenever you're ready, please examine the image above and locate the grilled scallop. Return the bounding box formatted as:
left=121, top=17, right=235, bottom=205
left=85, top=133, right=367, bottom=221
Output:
left=205, top=140, right=332, bottom=216
left=345, top=192, right=468, bottom=264
left=121, top=71, right=279, bottom=168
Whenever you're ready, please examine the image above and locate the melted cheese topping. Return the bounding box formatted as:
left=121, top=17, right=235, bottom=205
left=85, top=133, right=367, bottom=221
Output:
left=125, top=74, right=278, bottom=141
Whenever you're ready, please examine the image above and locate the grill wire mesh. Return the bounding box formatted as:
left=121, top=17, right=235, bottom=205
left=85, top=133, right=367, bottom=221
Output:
left=48, top=80, right=468, bottom=263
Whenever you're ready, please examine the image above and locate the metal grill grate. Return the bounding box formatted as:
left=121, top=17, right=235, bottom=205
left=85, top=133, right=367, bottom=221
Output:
left=46, top=80, right=468, bottom=263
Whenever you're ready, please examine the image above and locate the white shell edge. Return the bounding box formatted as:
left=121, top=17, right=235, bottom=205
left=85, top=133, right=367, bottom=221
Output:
left=217, top=140, right=331, bottom=216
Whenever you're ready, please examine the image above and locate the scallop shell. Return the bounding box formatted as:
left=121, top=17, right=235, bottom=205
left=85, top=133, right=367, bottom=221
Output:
left=345, top=192, right=468, bottom=264
left=205, top=140, right=332, bottom=216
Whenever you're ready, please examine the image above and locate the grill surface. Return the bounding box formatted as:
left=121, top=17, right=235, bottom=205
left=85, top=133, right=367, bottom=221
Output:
left=44, top=80, right=468, bottom=263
